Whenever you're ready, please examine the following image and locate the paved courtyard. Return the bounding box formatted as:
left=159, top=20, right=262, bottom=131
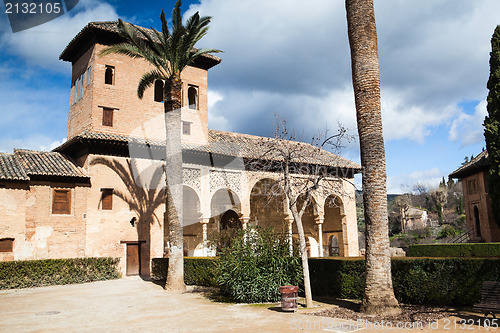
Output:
left=0, top=278, right=497, bottom=332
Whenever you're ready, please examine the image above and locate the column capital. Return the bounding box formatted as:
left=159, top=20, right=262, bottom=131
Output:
left=315, top=217, right=325, bottom=224
left=201, top=217, right=211, bottom=224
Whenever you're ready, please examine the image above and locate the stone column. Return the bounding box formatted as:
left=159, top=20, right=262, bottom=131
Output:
left=316, top=217, right=324, bottom=257
left=201, top=217, right=210, bottom=257
left=241, top=216, right=250, bottom=230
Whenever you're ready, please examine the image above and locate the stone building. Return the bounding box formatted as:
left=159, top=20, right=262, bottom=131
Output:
left=0, top=21, right=361, bottom=276
left=449, top=150, right=500, bottom=242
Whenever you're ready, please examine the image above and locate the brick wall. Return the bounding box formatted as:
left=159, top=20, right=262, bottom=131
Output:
left=68, top=43, right=210, bottom=146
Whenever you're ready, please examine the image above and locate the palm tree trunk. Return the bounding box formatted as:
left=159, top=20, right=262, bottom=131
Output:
left=345, top=0, right=400, bottom=315
left=164, top=77, right=185, bottom=291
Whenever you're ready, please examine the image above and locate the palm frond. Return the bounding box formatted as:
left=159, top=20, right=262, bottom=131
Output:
left=137, top=69, right=165, bottom=99
left=100, top=0, right=221, bottom=96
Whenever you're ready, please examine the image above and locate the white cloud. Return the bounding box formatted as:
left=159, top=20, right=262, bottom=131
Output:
left=449, top=100, right=487, bottom=146
left=40, top=138, right=67, bottom=151
left=0, top=0, right=118, bottom=71
left=0, top=136, right=66, bottom=153
left=186, top=0, right=500, bottom=146
left=387, top=168, right=443, bottom=194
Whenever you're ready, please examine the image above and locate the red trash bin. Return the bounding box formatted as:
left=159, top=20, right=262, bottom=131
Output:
left=279, top=285, right=299, bottom=312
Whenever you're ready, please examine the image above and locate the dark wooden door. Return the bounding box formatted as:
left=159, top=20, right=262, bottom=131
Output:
left=126, top=244, right=140, bottom=276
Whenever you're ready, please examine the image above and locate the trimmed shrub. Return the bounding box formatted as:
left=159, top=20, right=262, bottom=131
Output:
left=408, top=243, right=500, bottom=257
left=308, top=257, right=500, bottom=306
left=392, top=258, right=500, bottom=305
left=151, top=257, right=218, bottom=287
left=0, top=257, right=121, bottom=289
left=309, top=258, right=365, bottom=300
left=217, top=226, right=302, bottom=303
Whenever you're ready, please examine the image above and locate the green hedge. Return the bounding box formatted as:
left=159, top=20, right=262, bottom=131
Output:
left=309, top=258, right=365, bottom=300
left=0, top=257, right=121, bottom=289
left=152, top=256, right=500, bottom=306
left=408, top=243, right=500, bottom=257
left=151, top=257, right=218, bottom=287
left=391, top=258, right=500, bottom=305
left=310, top=257, right=500, bottom=306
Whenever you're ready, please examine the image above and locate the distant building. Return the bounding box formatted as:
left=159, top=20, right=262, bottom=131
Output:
left=402, top=207, right=428, bottom=231
left=449, top=150, right=500, bottom=242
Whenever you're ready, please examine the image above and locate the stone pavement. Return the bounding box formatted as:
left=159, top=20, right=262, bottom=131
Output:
left=0, top=278, right=497, bottom=332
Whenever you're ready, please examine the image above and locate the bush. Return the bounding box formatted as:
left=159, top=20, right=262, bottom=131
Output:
left=217, top=226, right=302, bottom=303
left=151, top=257, right=218, bottom=287
left=0, top=257, right=121, bottom=289
left=308, top=257, right=500, bottom=306
left=436, top=225, right=459, bottom=239
left=392, top=258, right=500, bottom=305
left=309, top=258, right=365, bottom=300
left=408, top=243, right=500, bottom=257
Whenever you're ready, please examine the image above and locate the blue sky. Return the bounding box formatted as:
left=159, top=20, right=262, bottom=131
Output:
left=0, top=0, right=496, bottom=193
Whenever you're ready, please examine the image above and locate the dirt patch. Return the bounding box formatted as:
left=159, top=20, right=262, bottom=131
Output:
left=309, top=304, right=458, bottom=326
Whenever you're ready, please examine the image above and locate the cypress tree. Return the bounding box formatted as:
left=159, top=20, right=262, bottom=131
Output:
left=484, top=25, right=500, bottom=227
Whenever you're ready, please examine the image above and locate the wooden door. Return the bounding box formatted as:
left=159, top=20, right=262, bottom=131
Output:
left=126, top=244, right=140, bottom=276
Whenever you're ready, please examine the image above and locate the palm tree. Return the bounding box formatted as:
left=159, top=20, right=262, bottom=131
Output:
left=100, top=0, right=221, bottom=291
left=345, top=0, right=401, bottom=315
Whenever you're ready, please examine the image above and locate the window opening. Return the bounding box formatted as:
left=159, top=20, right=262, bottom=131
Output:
left=86, top=66, right=92, bottom=86
left=154, top=80, right=164, bottom=102
left=52, top=189, right=71, bottom=214
left=101, top=189, right=113, bottom=210
left=188, top=86, right=198, bottom=110
left=102, top=108, right=114, bottom=127
left=182, top=121, right=191, bottom=135
left=105, top=66, right=114, bottom=85
left=0, top=238, right=14, bottom=252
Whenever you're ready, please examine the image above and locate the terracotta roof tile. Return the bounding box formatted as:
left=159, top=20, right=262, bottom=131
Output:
left=449, top=149, right=489, bottom=179
left=60, top=21, right=222, bottom=65
left=0, top=153, right=29, bottom=181
left=14, top=149, right=89, bottom=179
left=57, top=130, right=361, bottom=171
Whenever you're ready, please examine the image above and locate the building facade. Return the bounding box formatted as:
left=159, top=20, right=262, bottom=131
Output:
left=0, top=21, right=361, bottom=276
left=450, top=150, right=500, bottom=242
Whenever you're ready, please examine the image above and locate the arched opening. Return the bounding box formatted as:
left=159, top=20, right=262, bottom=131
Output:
left=105, top=66, right=114, bottom=85
left=154, top=80, right=164, bottom=102
left=188, top=86, right=198, bottom=110
left=324, top=195, right=345, bottom=256
left=182, top=186, right=202, bottom=256
left=474, top=205, right=481, bottom=238
left=293, top=195, right=318, bottom=235
left=210, top=189, right=241, bottom=253
left=211, top=188, right=241, bottom=222
left=329, top=235, right=339, bottom=256
left=250, top=179, right=286, bottom=229
left=220, top=209, right=242, bottom=230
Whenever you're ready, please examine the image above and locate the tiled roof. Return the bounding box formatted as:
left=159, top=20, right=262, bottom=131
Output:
left=449, top=149, right=489, bottom=179
left=56, top=129, right=361, bottom=171
left=59, top=20, right=222, bottom=66
left=0, top=149, right=89, bottom=181
left=0, top=153, right=29, bottom=181
left=204, top=130, right=362, bottom=170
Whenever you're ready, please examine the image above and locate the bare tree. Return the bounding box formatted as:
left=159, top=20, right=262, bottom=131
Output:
left=247, top=116, right=354, bottom=308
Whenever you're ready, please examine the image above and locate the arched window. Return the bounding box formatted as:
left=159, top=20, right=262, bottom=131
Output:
left=86, top=66, right=92, bottom=86
left=188, top=86, right=198, bottom=110
left=474, top=205, right=481, bottom=238
left=105, top=65, right=114, bottom=85
left=154, top=80, right=164, bottom=102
